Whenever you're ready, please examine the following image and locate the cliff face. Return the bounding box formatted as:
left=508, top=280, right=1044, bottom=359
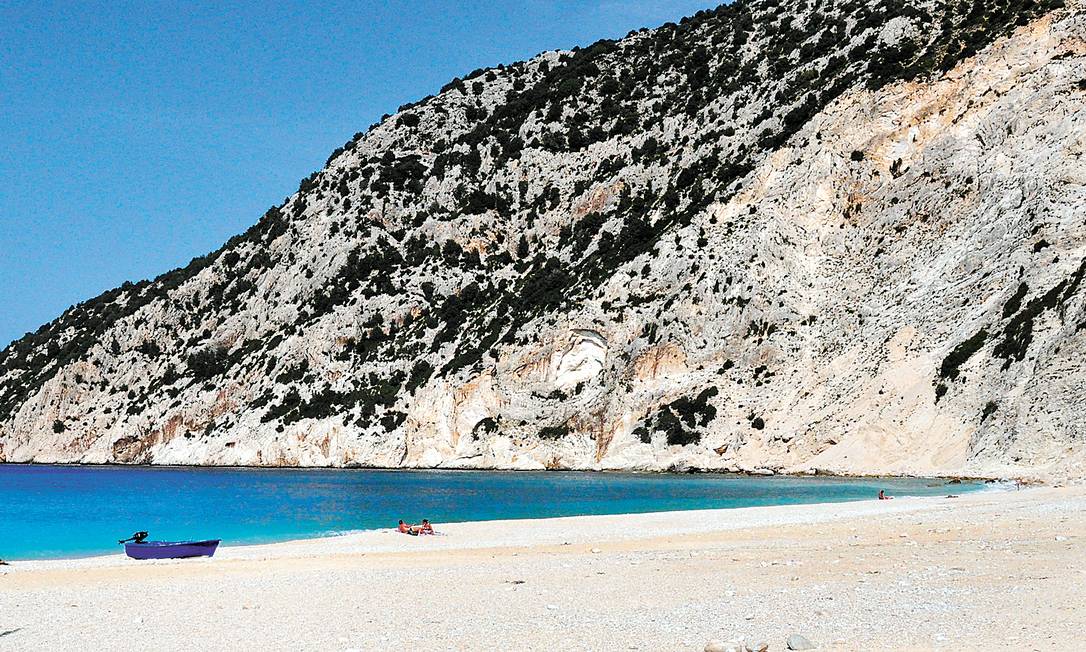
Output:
left=2, top=0, right=1084, bottom=479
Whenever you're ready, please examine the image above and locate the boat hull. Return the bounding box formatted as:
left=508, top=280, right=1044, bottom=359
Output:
left=124, top=540, right=220, bottom=560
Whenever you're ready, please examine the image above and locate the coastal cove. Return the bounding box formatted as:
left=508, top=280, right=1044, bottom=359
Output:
left=4, top=0, right=1086, bottom=647
left=0, top=464, right=984, bottom=561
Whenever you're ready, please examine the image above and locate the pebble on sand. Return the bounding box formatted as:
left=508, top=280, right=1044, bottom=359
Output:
left=704, top=637, right=768, bottom=652
left=787, top=633, right=816, bottom=650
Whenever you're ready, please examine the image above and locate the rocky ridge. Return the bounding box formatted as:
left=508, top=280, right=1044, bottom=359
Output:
left=2, top=0, right=1084, bottom=479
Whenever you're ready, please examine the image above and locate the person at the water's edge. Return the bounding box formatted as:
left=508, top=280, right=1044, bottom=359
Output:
left=878, top=489, right=894, bottom=500
left=396, top=519, right=434, bottom=535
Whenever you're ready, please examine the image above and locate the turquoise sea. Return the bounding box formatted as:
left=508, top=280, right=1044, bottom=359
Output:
left=0, top=465, right=984, bottom=560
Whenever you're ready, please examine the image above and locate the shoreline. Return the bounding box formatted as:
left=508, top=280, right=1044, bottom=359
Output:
left=2, top=485, right=1082, bottom=650
left=8, top=483, right=1006, bottom=569
left=0, top=460, right=1008, bottom=483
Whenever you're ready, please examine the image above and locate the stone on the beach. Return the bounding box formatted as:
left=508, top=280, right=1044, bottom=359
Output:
left=748, top=639, right=769, bottom=652
left=786, top=633, right=815, bottom=650
left=704, top=640, right=728, bottom=652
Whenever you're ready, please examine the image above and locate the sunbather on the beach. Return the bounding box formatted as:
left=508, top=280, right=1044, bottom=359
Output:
left=878, top=489, right=893, bottom=500
left=397, top=519, right=412, bottom=534
left=418, top=519, right=434, bottom=535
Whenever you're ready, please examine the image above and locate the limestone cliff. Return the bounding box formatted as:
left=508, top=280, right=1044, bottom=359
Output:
left=2, top=0, right=1084, bottom=480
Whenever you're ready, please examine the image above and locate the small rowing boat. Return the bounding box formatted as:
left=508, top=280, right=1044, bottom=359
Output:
left=119, top=531, right=220, bottom=560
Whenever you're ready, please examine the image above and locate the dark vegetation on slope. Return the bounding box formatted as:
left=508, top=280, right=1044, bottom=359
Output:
left=633, top=387, right=719, bottom=446
left=992, top=259, right=1086, bottom=369
left=0, top=0, right=1063, bottom=431
left=936, top=259, right=1086, bottom=401
left=940, top=329, right=989, bottom=381
left=0, top=206, right=290, bottom=420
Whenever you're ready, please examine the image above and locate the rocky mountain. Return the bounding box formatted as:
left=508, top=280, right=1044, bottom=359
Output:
left=3, top=0, right=1084, bottom=479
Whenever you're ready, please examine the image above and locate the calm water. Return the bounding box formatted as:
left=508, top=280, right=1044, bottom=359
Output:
left=0, top=465, right=983, bottom=560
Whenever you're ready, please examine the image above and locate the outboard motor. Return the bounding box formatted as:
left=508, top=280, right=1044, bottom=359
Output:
left=118, top=531, right=149, bottom=544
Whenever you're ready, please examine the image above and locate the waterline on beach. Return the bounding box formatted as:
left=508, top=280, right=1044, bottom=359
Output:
left=0, top=465, right=984, bottom=561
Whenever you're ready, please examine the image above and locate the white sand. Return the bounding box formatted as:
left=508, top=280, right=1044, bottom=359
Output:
left=2, top=486, right=1083, bottom=650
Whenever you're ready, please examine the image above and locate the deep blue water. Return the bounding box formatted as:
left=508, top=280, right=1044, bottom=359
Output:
left=0, top=465, right=983, bottom=560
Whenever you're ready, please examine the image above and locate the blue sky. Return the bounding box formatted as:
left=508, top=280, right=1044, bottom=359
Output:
left=0, top=0, right=717, bottom=348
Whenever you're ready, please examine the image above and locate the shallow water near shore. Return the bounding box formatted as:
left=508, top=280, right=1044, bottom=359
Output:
left=0, top=464, right=984, bottom=560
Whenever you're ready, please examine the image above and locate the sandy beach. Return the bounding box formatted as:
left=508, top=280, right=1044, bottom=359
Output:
left=1, top=486, right=1083, bottom=651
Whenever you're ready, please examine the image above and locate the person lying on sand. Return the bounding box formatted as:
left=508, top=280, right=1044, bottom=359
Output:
left=411, top=519, right=435, bottom=535
left=878, top=489, right=894, bottom=500
left=397, top=520, right=412, bottom=534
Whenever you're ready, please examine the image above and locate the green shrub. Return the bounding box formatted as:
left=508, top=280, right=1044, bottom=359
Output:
left=637, top=387, right=719, bottom=446
left=939, top=329, right=988, bottom=380
left=539, top=424, right=570, bottom=440
left=187, top=345, right=229, bottom=380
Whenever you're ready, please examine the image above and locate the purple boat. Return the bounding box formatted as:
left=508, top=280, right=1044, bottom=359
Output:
left=119, top=532, right=220, bottom=560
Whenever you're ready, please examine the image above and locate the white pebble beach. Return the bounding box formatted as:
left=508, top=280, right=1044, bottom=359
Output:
left=2, top=485, right=1083, bottom=650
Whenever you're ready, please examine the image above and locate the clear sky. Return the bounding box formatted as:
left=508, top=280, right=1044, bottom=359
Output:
left=0, top=0, right=717, bottom=349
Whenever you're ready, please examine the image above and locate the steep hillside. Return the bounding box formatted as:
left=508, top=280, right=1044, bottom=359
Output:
left=2, top=0, right=1084, bottom=479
